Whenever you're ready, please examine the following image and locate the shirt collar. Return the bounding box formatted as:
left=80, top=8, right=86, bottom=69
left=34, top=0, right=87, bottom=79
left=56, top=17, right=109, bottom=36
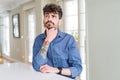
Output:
left=57, top=29, right=64, bottom=38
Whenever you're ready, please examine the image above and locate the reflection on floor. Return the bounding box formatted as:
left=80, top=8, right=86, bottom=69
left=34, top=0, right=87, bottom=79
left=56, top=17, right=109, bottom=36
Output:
left=0, top=56, right=15, bottom=64
left=0, top=56, right=3, bottom=64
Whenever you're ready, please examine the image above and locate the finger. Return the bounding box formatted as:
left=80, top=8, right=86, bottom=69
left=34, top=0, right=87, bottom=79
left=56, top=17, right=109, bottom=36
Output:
left=48, top=27, right=55, bottom=31
left=41, top=68, right=50, bottom=73
left=41, top=68, right=47, bottom=72
left=40, top=64, right=48, bottom=70
left=42, top=68, right=53, bottom=73
left=40, top=67, right=46, bottom=72
left=40, top=65, right=46, bottom=71
left=45, top=27, right=48, bottom=31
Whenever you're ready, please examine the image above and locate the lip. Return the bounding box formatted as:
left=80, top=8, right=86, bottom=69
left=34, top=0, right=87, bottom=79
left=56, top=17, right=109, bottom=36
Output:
left=46, top=21, right=54, bottom=24
left=46, top=22, right=54, bottom=27
left=47, top=22, right=52, bottom=24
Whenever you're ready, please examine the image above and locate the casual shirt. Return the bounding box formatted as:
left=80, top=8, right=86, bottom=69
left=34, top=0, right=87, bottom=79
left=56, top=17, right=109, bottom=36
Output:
left=32, top=29, right=82, bottom=79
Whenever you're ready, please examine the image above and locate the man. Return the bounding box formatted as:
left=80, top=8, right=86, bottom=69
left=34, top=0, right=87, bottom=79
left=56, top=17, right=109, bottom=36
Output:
left=32, top=3, right=82, bottom=79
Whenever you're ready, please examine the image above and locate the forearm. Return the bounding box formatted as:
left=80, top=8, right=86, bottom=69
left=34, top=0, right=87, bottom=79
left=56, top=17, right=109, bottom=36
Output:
left=40, top=40, right=50, bottom=59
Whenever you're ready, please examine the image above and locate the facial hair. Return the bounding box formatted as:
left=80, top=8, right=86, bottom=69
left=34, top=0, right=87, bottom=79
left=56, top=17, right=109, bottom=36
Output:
left=45, top=21, right=55, bottom=30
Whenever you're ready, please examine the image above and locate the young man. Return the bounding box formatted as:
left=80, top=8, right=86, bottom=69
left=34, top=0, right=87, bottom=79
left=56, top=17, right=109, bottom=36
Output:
left=32, top=3, right=82, bottom=79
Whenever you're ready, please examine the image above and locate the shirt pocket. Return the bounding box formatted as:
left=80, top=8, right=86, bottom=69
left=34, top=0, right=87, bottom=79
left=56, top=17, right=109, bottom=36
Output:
left=53, top=57, right=69, bottom=68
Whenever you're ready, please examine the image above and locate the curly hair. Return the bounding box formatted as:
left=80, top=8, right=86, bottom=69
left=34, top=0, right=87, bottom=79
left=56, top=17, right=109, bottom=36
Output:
left=43, top=3, right=63, bottom=19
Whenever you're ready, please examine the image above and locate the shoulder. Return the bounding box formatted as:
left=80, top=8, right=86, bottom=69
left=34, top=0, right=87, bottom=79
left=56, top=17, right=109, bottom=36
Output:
left=62, top=32, right=75, bottom=40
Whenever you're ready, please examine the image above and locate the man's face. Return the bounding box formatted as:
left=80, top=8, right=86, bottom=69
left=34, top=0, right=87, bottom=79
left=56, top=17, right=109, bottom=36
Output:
left=43, top=12, right=61, bottom=30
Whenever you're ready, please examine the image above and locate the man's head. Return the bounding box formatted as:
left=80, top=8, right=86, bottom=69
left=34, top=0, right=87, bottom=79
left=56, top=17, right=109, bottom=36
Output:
left=43, top=3, right=63, bottom=30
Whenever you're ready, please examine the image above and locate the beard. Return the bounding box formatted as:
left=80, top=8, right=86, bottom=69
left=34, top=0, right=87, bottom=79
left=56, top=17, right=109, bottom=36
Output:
left=44, top=21, right=55, bottom=30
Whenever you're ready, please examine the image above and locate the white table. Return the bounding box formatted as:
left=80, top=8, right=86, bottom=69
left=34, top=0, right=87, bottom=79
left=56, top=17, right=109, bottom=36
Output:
left=0, top=63, right=73, bottom=80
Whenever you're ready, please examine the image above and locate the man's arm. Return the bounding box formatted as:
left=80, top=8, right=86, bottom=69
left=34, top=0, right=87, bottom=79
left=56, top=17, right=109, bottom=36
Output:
left=39, top=64, right=72, bottom=76
left=40, top=40, right=50, bottom=59
left=33, top=28, right=57, bottom=71
left=32, top=38, right=49, bottom=71
left=67, top=36, right=83, bottom=78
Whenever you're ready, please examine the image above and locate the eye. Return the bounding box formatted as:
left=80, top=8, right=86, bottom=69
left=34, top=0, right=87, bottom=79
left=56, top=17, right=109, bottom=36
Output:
left=45, top=15, right=48, bottom=17
left=44, top=14, right=49, bottom=18
left=52, top=15, right=56, bottom=18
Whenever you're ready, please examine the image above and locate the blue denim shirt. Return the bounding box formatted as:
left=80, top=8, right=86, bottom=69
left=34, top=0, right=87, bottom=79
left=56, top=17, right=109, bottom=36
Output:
left=32, top=29, right=82, bottom=79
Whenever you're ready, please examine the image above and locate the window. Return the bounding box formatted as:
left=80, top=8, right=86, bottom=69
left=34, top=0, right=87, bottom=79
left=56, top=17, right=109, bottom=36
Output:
left=26, top=9, right=36, bottom=62
left=61, top=0, right=86, bottom=80
left=0, top=14, right=10, bottom=56
left=64, top=0, right=79, bottom=42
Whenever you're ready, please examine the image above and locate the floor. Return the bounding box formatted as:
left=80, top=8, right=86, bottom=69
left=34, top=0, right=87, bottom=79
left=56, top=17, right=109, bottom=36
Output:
left=0, top=56, right=15, bottom=64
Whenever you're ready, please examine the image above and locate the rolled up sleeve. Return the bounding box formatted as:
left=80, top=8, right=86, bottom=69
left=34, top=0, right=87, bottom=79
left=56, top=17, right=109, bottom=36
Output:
left=32, top=36, right=47, bottom=71
left=32, top=52, right=47, bottom=71
left=68, top=36, right=83, bottom=78
left=69, top=64, right=82, bottom=78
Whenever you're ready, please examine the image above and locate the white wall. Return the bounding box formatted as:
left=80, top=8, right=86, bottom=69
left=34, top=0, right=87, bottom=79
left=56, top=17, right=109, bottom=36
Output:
left=86, top=0, right=120, bottom=80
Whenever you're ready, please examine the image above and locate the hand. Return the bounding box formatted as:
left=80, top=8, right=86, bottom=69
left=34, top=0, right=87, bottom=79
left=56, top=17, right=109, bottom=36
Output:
left=45, top=27, right=57, bottom=43
left=40, top=64, right=59, bottom=73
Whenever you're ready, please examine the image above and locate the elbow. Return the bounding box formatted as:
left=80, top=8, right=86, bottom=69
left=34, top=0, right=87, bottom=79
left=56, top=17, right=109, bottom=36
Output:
left=70, top=65, right=83, bottom=78
left=77, top=64, right=83, bottom=75
left=32, top=61, right=40, bottom=71
left=32, top=53, right=47, bottom=71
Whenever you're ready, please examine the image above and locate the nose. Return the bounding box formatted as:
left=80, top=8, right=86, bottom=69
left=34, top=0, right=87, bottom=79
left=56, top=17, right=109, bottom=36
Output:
left=47, top=15, right=52, bottom=21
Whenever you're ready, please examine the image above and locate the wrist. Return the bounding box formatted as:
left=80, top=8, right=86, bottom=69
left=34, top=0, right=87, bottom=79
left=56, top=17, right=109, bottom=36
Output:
left=57, top=67, right=62, bottom=74
left=44, top=40, right=50, bottom=45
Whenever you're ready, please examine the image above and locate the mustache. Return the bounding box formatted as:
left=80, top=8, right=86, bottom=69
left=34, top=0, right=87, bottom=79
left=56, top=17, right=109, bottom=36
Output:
left=45, top=21, right=54, bottom=25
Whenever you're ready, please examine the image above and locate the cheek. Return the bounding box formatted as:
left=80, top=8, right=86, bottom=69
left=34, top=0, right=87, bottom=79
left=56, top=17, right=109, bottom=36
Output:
left=55, top=20, right=60, bottom=25
left=43, top=19, right=47, bottom=23
left=54, top=20, right=58, bottom=23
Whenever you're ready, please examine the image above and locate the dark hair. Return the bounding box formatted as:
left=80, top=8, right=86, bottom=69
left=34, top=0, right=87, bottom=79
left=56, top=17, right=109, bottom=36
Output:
left=43, top=3, right=63, bottom=19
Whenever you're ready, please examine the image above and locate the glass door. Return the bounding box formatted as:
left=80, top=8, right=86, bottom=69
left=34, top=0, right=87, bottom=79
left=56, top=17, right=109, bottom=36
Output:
left=26, top=9, right=36, bottom=63
left=0, top=14, right=10, bottom=56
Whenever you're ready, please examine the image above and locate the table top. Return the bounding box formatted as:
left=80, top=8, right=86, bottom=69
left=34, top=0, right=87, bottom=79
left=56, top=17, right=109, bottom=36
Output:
left=0, top=63, right=73, bottom=80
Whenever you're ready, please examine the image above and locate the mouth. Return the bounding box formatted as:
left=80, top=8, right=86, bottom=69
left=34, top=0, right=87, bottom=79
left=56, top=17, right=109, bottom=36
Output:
left=46, top=21, right=54, bottom=25
left=45, top=21, right=54, bottom=29
left=47, top=27, right=53, bottom=30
